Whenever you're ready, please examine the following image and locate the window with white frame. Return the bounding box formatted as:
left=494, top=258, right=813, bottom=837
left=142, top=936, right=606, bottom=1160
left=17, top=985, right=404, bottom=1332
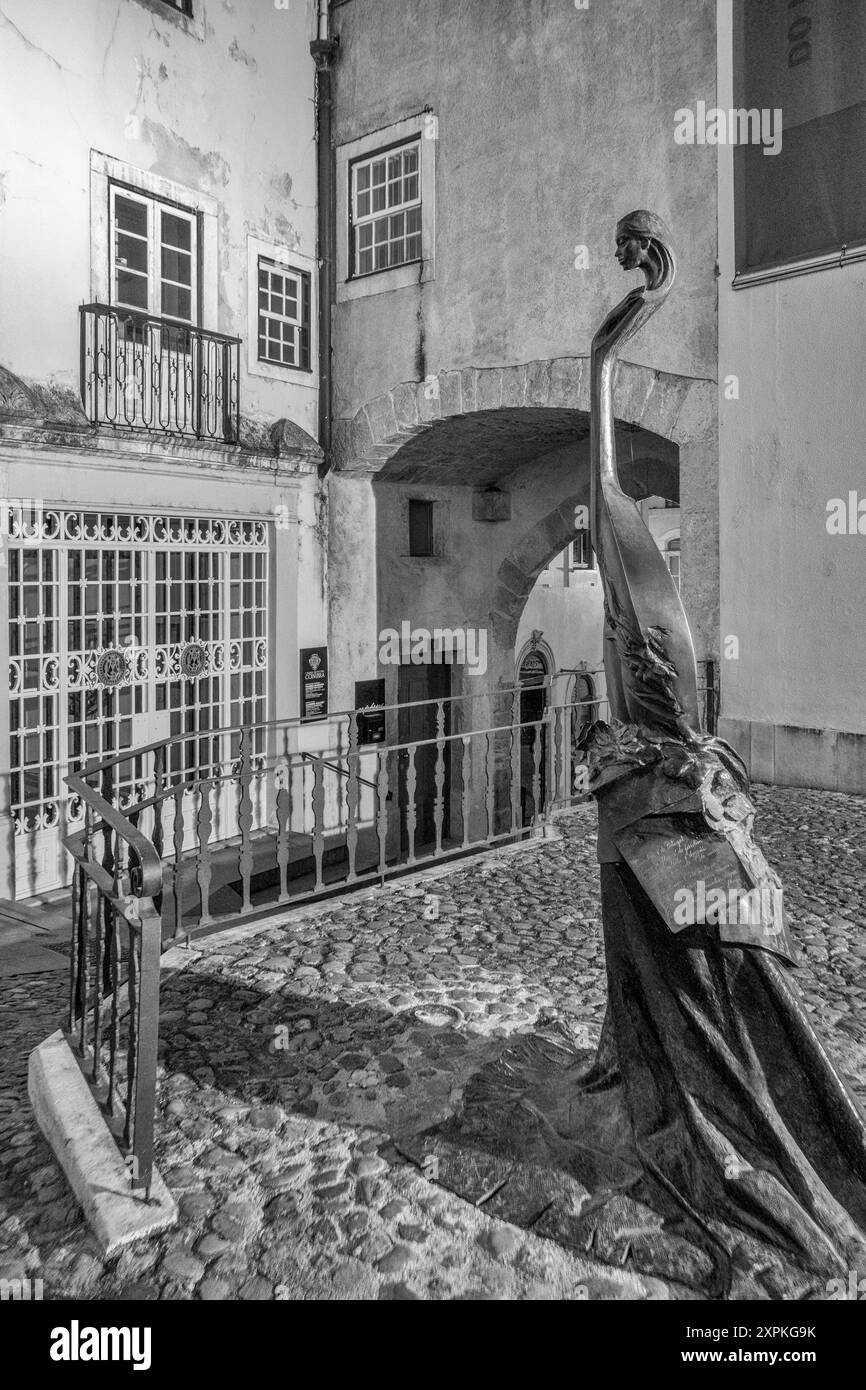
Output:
left=350, top=140, right=421, bottom=277
left=257, top=258, right=311, bottom=370
left=110, top=185, right=197, bottom=323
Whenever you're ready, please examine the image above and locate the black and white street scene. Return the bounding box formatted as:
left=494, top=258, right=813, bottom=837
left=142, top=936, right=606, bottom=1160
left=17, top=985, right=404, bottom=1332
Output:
left=1, top=0, right=866, bottom=1349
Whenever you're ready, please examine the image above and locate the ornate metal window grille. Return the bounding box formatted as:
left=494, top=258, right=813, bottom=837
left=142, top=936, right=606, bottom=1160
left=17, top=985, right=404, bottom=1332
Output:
left=7, top=509, right=269, bottom=856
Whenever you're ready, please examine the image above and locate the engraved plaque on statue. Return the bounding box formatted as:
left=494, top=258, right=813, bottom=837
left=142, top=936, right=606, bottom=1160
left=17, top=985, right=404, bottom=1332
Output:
left=614, top=815, right=796, bottom=961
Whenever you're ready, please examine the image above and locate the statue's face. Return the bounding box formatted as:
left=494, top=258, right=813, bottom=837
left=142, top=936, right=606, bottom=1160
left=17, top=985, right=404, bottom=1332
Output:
left=615, top=232, right=648, bottom=271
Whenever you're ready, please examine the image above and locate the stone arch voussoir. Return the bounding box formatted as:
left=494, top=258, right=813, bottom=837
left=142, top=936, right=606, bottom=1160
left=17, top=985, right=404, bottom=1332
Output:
left=336, top=358, right=714, bottom=474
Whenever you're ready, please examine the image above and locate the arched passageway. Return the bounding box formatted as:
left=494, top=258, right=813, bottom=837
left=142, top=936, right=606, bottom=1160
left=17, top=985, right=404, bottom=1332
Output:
left=326, top=357, right=716, bottom=716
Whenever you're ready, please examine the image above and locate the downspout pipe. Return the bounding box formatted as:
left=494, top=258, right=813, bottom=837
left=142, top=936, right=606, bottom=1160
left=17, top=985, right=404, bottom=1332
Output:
left=311, top=1, right=339, bottom=475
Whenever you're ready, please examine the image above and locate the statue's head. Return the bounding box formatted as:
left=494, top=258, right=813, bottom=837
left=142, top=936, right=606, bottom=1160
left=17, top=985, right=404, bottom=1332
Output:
left=615, top=210, right=675, bottom=291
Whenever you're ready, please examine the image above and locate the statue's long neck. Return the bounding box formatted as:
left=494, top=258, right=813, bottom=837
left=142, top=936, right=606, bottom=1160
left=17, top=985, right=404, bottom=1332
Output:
left=592, top=353, right=619, bottom=495
left=590, top=251, right=675, bottom=516
left=587, top=241, right=702, bottom=738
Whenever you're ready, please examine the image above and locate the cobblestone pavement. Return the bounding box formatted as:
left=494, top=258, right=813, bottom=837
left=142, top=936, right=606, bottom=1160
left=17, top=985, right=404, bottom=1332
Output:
left=1, top=787, right=865, bottom=1301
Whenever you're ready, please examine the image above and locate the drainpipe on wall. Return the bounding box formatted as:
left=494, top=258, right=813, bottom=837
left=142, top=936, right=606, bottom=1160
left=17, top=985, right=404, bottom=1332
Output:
left=311, top=0, right=339, bottom=475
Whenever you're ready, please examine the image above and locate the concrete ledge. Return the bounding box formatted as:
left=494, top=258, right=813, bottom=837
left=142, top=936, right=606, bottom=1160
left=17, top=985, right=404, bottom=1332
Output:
left=28, top=1030, right=177, bottom=1257
left=718, top=717, right=866, bottom=794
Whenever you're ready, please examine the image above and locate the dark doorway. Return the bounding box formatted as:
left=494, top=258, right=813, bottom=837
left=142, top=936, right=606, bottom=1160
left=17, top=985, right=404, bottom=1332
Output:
left=397, top=662, right=452, bottom=849
left=569, top=671, right=597, bottom=799
left=518, top=649, right=548, bottom=823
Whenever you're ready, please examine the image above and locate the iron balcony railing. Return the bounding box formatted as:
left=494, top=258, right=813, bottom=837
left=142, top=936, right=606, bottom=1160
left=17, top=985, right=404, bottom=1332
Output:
left=79, top=303, right=241, bottom=443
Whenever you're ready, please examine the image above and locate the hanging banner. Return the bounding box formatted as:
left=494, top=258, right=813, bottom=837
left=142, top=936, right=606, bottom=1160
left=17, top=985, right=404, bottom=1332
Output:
left=735, top=0, right=866, bottom=271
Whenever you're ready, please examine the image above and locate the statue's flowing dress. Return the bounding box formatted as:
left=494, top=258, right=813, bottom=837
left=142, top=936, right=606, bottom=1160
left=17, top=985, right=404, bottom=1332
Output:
left=577, top=223, right=866, bottom=1295
left=583, top=859, right=866, bottom=1293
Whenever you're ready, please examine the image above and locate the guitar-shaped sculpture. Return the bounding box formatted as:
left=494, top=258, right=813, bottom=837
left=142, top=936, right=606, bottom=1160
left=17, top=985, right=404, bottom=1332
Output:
left=590, top=210, right=700, bottom=737
left=408, top=212, right=866, bottom=1299
left=583, top=210, right=795, bottom=959
left=573, top=212, right=866, bottom=1297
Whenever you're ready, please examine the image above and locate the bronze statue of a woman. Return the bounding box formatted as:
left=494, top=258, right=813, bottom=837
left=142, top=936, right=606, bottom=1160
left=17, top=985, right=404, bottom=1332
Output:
left=579, top=209, right=866, bottom=1295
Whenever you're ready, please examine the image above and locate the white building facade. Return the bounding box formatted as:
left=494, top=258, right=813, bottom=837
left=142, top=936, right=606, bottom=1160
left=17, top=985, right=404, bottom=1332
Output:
left=716, top=0, right=866, bottom=792
left=0, top=0, right=326, bottom=898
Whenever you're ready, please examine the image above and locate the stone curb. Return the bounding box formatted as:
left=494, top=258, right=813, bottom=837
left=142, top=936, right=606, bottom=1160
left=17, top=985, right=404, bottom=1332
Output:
left=28, top=1029, right=178, bottom=1257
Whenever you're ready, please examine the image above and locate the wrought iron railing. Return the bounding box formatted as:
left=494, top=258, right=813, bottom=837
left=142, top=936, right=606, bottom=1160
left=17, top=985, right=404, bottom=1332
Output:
left=65, top=777, right=164, bottom=1196
left=79, top=303, right=241, bottom=443
left=59, top=660, right=717, bottom=1193
left=61, top=682, right=604, bottom=1193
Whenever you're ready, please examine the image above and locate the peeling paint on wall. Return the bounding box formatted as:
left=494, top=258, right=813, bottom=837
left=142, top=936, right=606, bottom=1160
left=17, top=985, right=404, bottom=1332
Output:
left=140, top=116, right=231, bottom=188
left=270, top=212, right=302, bottom=250
left=2, top=0, right=318, bottom=440
left=228, top=38, right=257, bottom=70
left=271, top=172, right=296, bottom=206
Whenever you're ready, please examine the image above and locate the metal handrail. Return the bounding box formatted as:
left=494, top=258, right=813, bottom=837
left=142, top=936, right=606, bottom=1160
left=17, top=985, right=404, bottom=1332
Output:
left=71, top=679, right=609, bottom=784
left=65, top=773, right=164, bottom=899
left=300, top=750, right=383, bottom=793
left=65, top=657, right=723, bottom=790
left=79, top=302, right=242, bottom=347
left=63, top=779, right=164, bottom=1198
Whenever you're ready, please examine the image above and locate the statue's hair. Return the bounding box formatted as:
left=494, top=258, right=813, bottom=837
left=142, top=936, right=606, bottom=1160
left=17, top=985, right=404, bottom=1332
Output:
left=616, top=209, right=674, bottom=251
left=616, top=209, right=676, bottom=291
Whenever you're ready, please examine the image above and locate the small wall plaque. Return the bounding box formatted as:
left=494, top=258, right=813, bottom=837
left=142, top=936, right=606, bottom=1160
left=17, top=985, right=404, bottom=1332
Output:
left=300, top=646, right=329, bottom=722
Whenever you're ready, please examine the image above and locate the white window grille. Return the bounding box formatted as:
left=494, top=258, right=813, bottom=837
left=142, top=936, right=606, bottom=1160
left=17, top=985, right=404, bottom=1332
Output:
left=7, top=509, right=269, bottom=893
left=350, top=141, right=421, bottom=277
left=257, top=258, right=311, bottom=369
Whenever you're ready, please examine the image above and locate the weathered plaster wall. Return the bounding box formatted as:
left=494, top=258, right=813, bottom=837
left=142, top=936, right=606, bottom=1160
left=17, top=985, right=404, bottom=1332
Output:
left=330, top=0, right=719, bottom=418
left=328, top=0, right=719, bottom=707
left=0, top=0, right=328, bottom=898
left=516, top=575, right=605, bottom=686
left=716, top=0, right=866, bottom=790
left=0, top=0, right=318, bottom=438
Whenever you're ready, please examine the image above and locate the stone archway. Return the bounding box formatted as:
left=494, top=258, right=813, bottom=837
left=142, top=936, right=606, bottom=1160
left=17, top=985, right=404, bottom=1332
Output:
left=332, top=355, right=712, bottom=483
left=326, top=356, right=716, bottom=711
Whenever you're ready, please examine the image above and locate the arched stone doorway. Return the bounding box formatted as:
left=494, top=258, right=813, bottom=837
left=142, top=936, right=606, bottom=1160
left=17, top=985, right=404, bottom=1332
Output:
left=516, top=636, right=555, bottom=823
left=326, top=356, right=716, bottom=720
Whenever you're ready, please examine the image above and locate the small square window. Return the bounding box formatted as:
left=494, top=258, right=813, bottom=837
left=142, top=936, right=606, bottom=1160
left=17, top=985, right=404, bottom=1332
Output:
left=408, top=500, right=434, bottom=557
left=350, top=140, right=422, bottom=279
left=256, top=257, right=311, bottom=371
